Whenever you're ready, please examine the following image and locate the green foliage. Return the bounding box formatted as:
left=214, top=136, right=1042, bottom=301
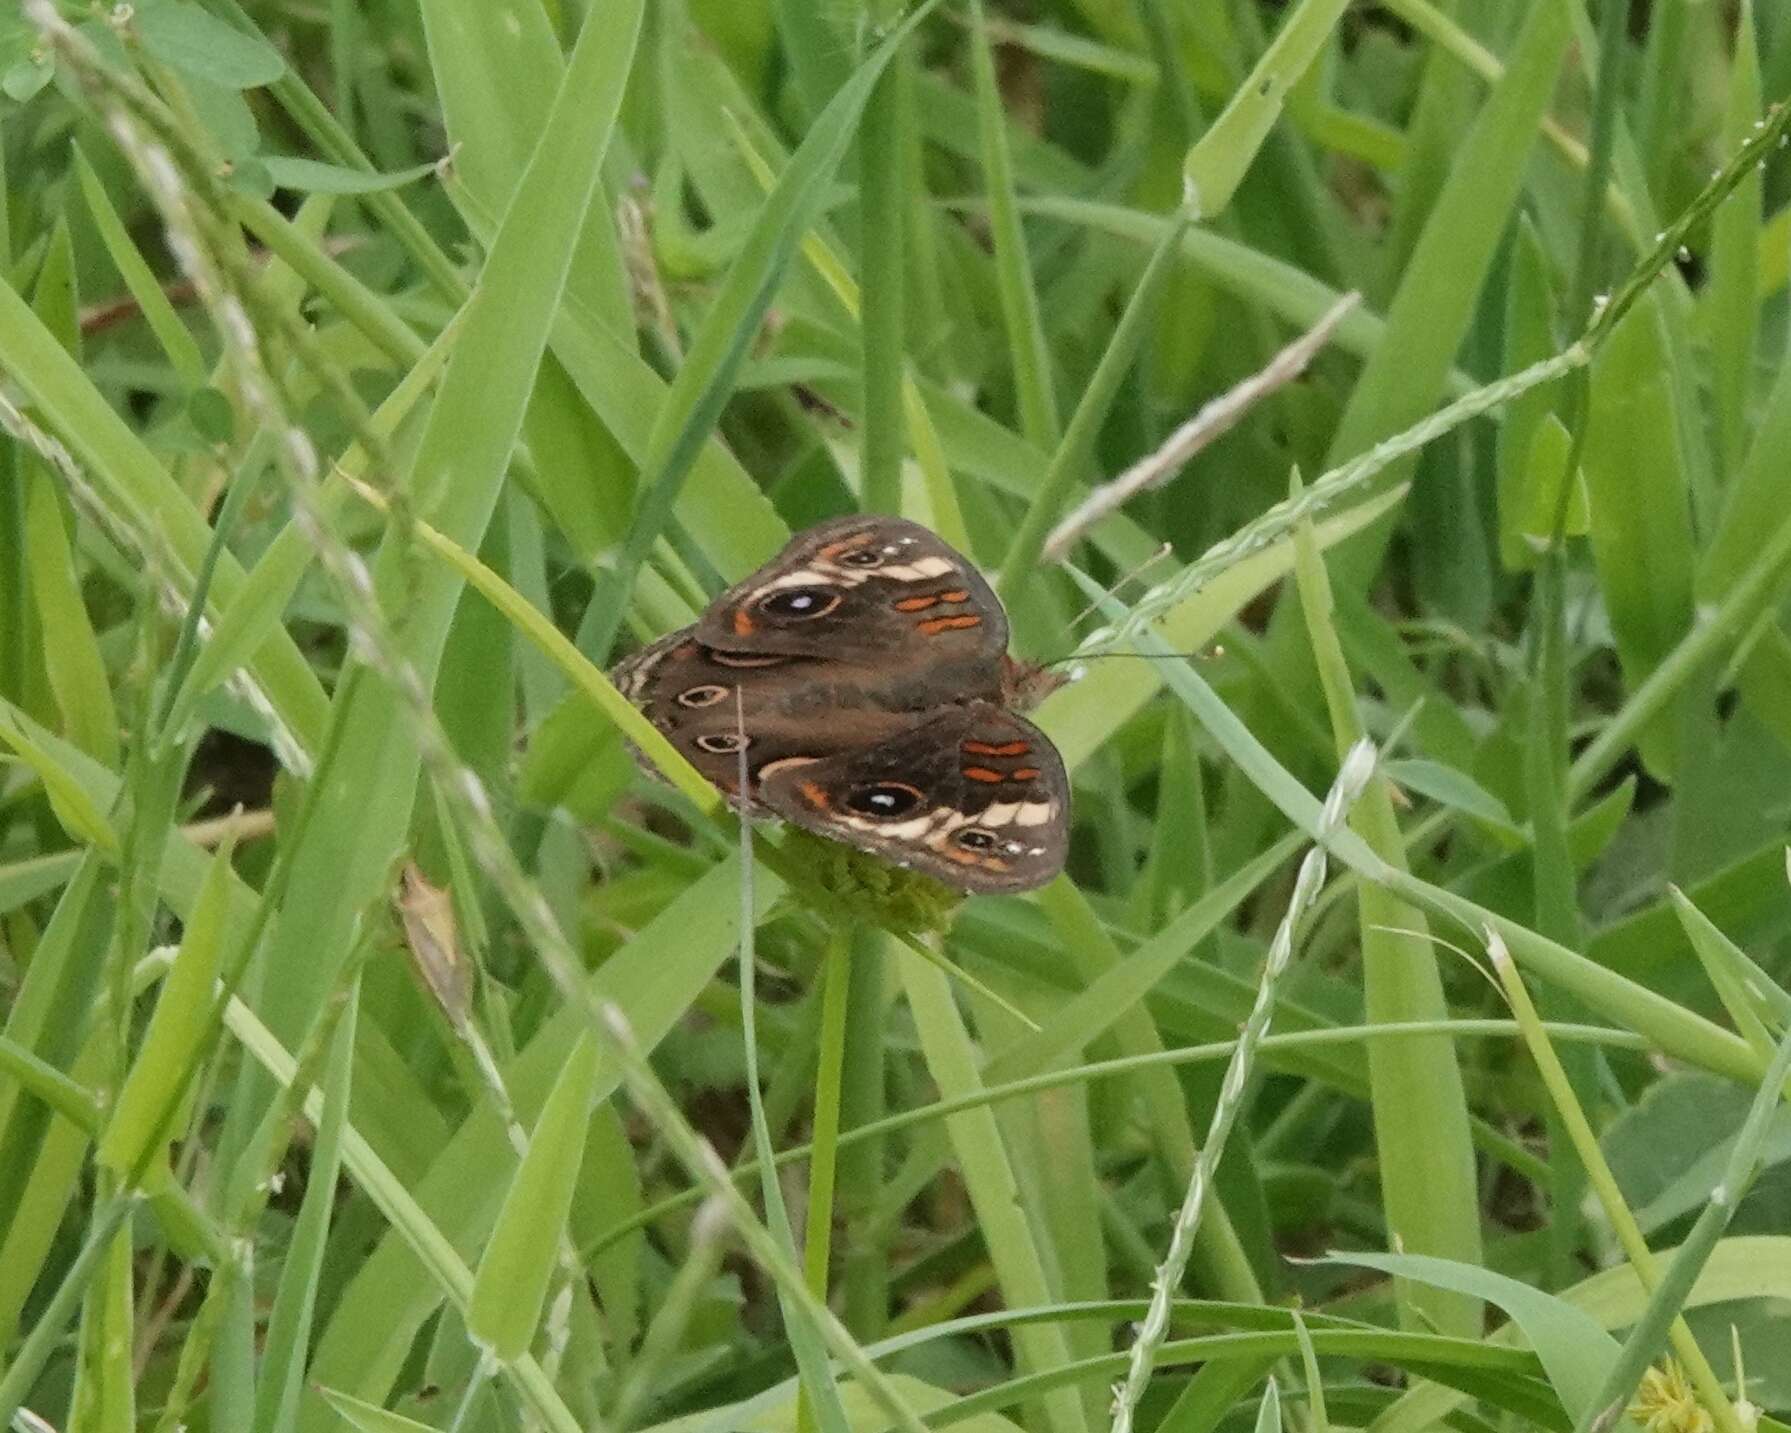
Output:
left=1, top=1, right=1789, bottom=1431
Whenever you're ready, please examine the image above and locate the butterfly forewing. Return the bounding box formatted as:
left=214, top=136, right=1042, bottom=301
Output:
left=691, top=515, right=1010, bottom=673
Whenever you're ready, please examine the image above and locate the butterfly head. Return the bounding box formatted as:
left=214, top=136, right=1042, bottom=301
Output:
left=1001, top=655, right=1070, bottom=711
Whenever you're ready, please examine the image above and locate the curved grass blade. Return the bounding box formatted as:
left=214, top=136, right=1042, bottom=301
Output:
left=585, top=0, right=947, bottom=660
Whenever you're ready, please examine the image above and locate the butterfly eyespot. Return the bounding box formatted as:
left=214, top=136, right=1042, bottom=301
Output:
left=695, top=733, right=750, bottom=754
left=955, top=828, right=998, bottom=851
left=844, top=782, right=925, bottom=818
left=839, top=548, right=883, bottom=569
left=676, top=684, right=730, bottom=708
left=759, top=587, right=841, bottom=619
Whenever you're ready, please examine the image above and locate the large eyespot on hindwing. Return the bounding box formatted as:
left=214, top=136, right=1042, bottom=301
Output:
left=843, top=782, right=926, bottom=819
left=758, top=587, right=842, bottom=620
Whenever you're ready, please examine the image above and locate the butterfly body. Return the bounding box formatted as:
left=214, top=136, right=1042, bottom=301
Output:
left=611, top=516, right=1070, bottom=892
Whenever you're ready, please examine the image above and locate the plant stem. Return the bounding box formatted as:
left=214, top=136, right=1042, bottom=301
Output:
left=796, top=927, right=852, bottom=1433
left=1489, top=934, right=1747, bottom=1433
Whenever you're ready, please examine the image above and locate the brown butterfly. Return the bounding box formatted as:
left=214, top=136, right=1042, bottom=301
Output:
left=610, top=516, right=1070, bottom=892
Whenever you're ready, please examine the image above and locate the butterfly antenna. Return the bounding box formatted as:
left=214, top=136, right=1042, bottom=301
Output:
left=1062, top=542, right=1176, bottom=630
left=1039, top=646, right=1227, bottom=672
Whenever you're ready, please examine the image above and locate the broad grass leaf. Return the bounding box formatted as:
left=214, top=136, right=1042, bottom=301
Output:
left=1568, top=1235, right=1791, bottom=1340
left=571, top=1103, right=643, bottom=1352
left=296, top=858, right=780, bottom=1432
left=1313, top=1250, right=1617, bottom=1422
left=1515, top=413, right=1588, bottom=547
left=0, top=848, right=81, bottom=920
left=1581, top=292, right=1696, bottom=777
left=1043, top=483, right=1408, bottom=770
left=0, top=858, right=106, bottom=1191
left=0, top=705, right=118, bottom=855
left=1020, top=197, right=1454, bottom=390
left=96, top=837, right=235, bottom=1181
left=1383, top=759, right=1517, bottom=835
left=993, top=837, right=1302, bottom=1084
left=1251, top=1378, right=1282, bottom=1433
left=1601, top=1072, right=1791, bottom=1235
left=244, top=0, right=642, bottom=1074
left=20, top=219, right=116, bottom=768
left=1705, top=0, right=1762, bottom=478
left=224, top=990, right=586, bottom=1433
left=136, top=0, right=286, bottom=87
left=1182, top=0, right=1350, bottom=220
left=612, top=0, right=948, bottom=609
left=262, top=156, right=438, bottom=195
left=1669, top=885, right=1788, bottom=1056
left=900, top=959, right=1091, bottom=1433
left=1699, top=322, right=1791, bottom=602
left=1328, top=0, right=1572, bottom=470
left=160, top=317, right=454, bottom=740
left=0, top=280, right=330, bottom=751
left=467, top=1034, right=599, bottom=1362
left=969, top=0, right=1058, bottom=449
left=448, top=179, right=788, bottom=578
left=255, top=981, right=359, bottom=1433
left=24, top=471, right=116, bottom=769
left=318, top=1388, right=437, bottom=1433
left=644, top=1370, right=1028, bottom=1433
left=1153, top=1354, right=1279, bottom=1433
left=1496, top=215, right=1563, bottom=571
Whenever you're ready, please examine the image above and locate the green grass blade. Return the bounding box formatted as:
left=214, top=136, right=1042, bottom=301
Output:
left=0, top=281, right=330, bottom=750
left=857, top=42, right=907, bottom=516
left=0, top=1196, right=136, bottom=1431
left=1706, top=0, right=1762, bottom=482
left=244, top=0, right=641, bottom=1061
left=466, top=1033, right=598, bottom=1362
left=1580, top=293, right=1696, bottom=777
left=1183, top=0, right=1350, bottom=220
left=72, top=141, right=206, bottom=385
left=968, top=0, right=1059, bottom=450
left=297, top=858, right=781, bottom=1431
left=1326, top=0, right=1572, bottom=470
left=736, top=807, right=851, bottom=1433
left=318, top=1389, right=439, bottom=1433
left=95, top=835, right=234, bottom=1182
left=23, top=471, right=117, bottom=766
left=1489, top=933, right=1745, bottom=1433
left=1289, top=495, right=1482, bottom=1337
left=1575, top=1024, right=1791, bottom=1433
left=997, top=207, right=1190, bottom=598
left=253, top=977, right=359, bottom=1433
left=1319, top=1248, right=1615, bottom=1423
left=900, top=956, right=1090, bottom=1433
left=589, top=0, right=944, bottom=657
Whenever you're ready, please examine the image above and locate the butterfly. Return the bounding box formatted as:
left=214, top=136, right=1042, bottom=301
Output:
left=610, top=516, right=1070, bottom=892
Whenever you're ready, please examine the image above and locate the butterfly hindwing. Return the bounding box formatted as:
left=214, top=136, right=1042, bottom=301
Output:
left=756, top=703, right=1068, bottom=893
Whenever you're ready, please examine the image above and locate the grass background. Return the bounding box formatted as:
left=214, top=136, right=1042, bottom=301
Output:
left=1, top=0, right=1790, bottom=1430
